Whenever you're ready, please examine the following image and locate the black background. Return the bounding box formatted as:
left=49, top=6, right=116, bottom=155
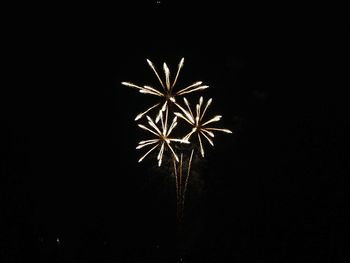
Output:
left=2, top=2, right=349, bottom=262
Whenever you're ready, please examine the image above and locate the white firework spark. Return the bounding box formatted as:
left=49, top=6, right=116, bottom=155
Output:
left=174, top=96, right=232, bottom=157
left=121, top=58, right=209, bottom=121
left=136, top=108, right=189, bottom=167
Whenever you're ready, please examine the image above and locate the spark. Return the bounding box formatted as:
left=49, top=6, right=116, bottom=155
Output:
left=137, top=108, right=189, bottom=166
left=175, top=96, right=232, bottom=157
left=121, top=58, right=209, bottom=120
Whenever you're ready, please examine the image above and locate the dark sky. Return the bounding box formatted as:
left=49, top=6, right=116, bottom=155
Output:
left=2, top=2, right=348, bottom=262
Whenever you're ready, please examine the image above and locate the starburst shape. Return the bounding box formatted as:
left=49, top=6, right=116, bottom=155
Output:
left=121, top=58, right=209, bottom=121
left=174, top=96, right=232, bottom=157
left=136, top=108, right=189, bottom=167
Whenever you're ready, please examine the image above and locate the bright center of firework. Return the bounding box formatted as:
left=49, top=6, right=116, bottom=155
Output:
left=169, top=96, right=176, bottom=102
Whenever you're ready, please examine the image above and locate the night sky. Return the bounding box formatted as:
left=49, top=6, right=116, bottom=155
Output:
left=2, top=2, right=348, bottom=262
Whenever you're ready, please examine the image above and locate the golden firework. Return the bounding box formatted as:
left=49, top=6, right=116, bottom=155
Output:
left=123, top=57, right=234, bottom=225
left=174, top=96, right=232, bottom=157
left=136, top=107, right=189, bottom=167
left=121, top=58, right=209, bottom=121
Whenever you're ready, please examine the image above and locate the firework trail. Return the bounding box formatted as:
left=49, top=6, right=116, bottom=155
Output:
left=174, top=149, right=194, bottom=224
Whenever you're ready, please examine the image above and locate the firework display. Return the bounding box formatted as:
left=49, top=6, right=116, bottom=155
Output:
left=122, top=58, right=232, bottom=223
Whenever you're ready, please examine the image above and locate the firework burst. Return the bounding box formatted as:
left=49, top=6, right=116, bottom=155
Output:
left=174, top=96, right=232, bottom=157
left=121, top=58, right=209, bottom=121
left=123, top=57, right=234, bottom=225
left=136, top=107, right=189, bottom=167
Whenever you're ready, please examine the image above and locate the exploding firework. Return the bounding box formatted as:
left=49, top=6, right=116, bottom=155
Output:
left=136, top=107, right=189, bottom=167
left=121, top=58, right=209, bottom=121
left=174, top=96, right=232, bottom=157
left=122, top=57, right=233, bottom=225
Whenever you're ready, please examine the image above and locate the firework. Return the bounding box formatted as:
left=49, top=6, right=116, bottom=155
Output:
left=136, top=107, right=189, bottom=167
left=123, top=57, right=233, bottom=225
left=121, top=58, right=209, bottom=120
left=174, top=96, right=232, bottom=157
